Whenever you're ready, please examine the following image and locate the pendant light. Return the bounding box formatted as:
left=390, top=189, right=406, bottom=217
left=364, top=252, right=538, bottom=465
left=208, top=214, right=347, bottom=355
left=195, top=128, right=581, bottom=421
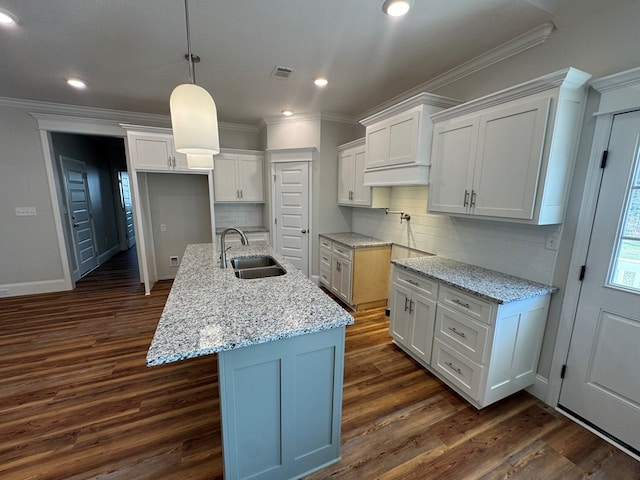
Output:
left=170, top=0, right=219, bottom=167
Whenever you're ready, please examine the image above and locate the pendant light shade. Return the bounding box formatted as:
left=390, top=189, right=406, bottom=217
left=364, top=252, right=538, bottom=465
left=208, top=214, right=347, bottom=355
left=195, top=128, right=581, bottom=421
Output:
left=170, top=0, right=220, bottom=164
left=170, top=83, right=220, bottom=155
left=186, top=153, right=214, bottom=170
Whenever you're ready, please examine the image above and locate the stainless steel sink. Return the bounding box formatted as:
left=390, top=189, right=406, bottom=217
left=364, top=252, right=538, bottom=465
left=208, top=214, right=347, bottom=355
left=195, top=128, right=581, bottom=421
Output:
left=234, top=266, right=287, bottom=279
left=231, top=255, right=287, bottom=279
left=231, top=255, right=278, bottom=269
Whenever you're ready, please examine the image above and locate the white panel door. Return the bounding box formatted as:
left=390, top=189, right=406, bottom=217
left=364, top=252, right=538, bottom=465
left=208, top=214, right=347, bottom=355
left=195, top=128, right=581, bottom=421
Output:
left=559, top=110, right=640, bottom=453
left=274, top=162, right=309, bottom=276
left=118, top=171, right=136, bottom=249
left=61, top=157, right=98, bottom=278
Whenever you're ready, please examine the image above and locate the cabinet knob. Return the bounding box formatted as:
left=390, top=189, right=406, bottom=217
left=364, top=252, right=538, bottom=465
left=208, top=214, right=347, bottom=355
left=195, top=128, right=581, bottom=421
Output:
left=301, top=229, right=307, bottom=234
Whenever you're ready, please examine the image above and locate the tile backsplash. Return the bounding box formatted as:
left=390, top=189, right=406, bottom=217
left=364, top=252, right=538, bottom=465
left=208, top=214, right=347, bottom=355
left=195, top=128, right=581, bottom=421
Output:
left=214, top=203, right=264, bottom=229
left=352, top=186, right=560, bottom=285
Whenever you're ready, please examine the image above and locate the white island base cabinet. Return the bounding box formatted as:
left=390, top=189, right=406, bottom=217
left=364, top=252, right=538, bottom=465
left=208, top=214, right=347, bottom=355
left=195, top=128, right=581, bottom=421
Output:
left=218, top=327, right=345, bottom=480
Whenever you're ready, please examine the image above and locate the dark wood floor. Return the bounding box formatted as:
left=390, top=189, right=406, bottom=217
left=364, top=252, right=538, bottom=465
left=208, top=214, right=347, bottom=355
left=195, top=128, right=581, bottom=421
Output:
left=1, top=248, right=639, bottom=479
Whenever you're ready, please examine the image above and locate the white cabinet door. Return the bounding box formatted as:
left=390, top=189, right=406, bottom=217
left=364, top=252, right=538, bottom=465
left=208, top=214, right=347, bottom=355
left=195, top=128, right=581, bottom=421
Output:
left=388, top=110, right=420, bottom=166
left=331, top=256, right=351, bottom=303
left=351, top=147, right=370, bottom=206
left=428, top=117, right=478, bottom=215
left=213, top=153, right=264, bottom=202
left=213, top=155, right=240, bottom=201
left=407, top=292, right=437, bottom=364
left=238, top=155, right=264, bottom=202
left=337, top=150, right=353, bottom=205
left=365, top=123, right=390, bottom=169
left=472, top=97, right=551, bottom=219
left=390, top=283, right=411, bottom=345
left=129, top=134, right=174, bottom=171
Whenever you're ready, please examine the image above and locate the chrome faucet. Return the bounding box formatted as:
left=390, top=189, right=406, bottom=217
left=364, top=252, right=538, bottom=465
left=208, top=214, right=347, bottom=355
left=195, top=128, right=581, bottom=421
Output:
left=220, top=227, right=249, bottom=268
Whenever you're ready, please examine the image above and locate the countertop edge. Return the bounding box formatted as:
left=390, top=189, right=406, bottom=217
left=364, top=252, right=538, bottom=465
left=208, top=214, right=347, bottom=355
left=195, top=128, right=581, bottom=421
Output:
left=392, top=259, right=558, bottom=304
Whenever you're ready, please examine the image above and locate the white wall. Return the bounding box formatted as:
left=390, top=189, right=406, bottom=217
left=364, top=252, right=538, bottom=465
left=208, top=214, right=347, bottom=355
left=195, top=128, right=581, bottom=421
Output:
left=147, top=173, right=212, bottom=280
left=0, top=107, right=64, bottom=289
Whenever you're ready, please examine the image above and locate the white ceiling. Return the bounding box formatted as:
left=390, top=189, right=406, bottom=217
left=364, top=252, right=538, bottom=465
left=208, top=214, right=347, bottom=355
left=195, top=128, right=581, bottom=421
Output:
left=0, top=0, right=610, bottom=125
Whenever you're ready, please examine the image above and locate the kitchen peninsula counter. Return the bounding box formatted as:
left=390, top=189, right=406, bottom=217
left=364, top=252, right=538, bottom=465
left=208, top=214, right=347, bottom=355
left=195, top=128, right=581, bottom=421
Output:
left=147, top=242, right=352, bottom=480
left=147, top=242, right=353, bottom=366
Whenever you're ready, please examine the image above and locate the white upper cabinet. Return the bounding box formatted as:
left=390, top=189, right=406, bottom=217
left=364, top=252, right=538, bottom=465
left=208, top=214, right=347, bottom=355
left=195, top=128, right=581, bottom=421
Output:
left=360, top=93, right=460, bottom=187
left=124, top=126, right=189, bottom=172
left=428, top=67, right=592, bottom=225
left=213, top=150, right=264, bottom=203
left=337, top=138, right=390, bottom=208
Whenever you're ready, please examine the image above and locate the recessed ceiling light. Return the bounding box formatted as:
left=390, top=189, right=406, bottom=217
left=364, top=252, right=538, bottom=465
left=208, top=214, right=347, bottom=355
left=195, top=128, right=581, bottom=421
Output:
left=382, top=0, right=413, bottom=17
left=0, top=9, right=17, bottom=25
left=281, top=109, right=293, bottom=117
left=314, top=77, right=328, bottom=87
left=66, top=78, right=88, bottom=90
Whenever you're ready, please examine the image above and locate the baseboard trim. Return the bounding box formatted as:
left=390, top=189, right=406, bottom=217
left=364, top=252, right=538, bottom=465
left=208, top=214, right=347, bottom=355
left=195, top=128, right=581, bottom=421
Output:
left=0, top=278, right=71, bottom=298
left=98, top=245, right=122, bottom=266
left=526, top=374, right=549, bottom=403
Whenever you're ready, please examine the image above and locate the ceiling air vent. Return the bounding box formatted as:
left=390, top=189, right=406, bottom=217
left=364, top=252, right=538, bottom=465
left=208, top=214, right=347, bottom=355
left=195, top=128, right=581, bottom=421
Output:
left=270, top=65, right=295, bottom=80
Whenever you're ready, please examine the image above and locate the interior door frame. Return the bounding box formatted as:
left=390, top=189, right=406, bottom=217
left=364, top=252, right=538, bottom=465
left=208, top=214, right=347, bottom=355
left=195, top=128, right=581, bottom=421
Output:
left=268, top=148, right=315, bottom=279
left=548, top=67, right=640, bottom=458
left=31, top=113, right=136, bottom=291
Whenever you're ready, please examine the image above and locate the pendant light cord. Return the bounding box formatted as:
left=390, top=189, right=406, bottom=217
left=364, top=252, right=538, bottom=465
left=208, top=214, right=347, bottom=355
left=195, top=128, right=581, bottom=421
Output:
left=184, top=0, right=195, bottom=84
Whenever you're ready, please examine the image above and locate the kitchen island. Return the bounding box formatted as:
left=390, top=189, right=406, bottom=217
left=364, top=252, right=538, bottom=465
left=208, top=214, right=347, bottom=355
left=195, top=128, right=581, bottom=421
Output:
left=147, top=242, right=353, bottom=480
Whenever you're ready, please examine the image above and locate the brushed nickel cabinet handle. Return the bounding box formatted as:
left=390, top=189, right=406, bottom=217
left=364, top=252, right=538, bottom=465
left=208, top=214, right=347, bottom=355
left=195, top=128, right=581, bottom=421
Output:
left=445, top=361, right=463, bottom=375
left=452, top=298, right=471, bottom=309
left=448, top=326, right=467, bottom=338
left=463, top=190, right=469, bottom=207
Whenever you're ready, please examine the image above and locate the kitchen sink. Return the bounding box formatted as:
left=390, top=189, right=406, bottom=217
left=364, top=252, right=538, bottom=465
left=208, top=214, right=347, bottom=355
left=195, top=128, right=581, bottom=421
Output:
left=234, top=266, right=287, bottom=279
left=231, top=255, right=287, bottom=279
left=231, top=255, right=278, bottom=269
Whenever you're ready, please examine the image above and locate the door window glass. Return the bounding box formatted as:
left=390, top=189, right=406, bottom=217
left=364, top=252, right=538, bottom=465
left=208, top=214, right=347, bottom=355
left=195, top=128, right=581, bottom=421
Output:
left=610, top=143, right=640, bottom=292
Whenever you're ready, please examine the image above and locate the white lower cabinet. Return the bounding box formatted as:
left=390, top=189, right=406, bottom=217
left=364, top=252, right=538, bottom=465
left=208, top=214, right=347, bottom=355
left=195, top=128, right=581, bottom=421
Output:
left=390, top=266, right=550, bottom=408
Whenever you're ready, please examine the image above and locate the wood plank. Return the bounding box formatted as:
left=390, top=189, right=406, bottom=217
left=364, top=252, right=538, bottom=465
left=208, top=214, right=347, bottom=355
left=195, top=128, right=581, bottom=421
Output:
left=0, top=248, right=637, bottom=479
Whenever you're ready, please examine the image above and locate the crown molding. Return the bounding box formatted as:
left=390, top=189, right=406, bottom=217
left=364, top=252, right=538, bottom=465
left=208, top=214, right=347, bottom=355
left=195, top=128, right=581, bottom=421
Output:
left=0, top=96, right=258, bottom=132
left=358, top=22, right=556, bottom=120
left=430, top=67, right=591, bottom=123
left=261, top=111, right=358, bottom=126
left=360, top=92, right=461, bottom=126
left=590, top=66, right=640, bottom=93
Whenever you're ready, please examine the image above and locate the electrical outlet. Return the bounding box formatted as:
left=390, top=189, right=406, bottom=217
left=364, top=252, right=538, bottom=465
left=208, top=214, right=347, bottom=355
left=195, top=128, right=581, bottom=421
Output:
left=160, top=224, right=167, bottom=232
left=545, top=230, right=561, bottom=250
left=169, top=256, right=179, bottom=267
left=15, top=207, right=37, bottom=216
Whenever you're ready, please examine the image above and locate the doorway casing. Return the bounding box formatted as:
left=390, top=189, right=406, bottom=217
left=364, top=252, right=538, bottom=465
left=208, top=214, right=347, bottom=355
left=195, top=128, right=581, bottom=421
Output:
left=548, top=66, right=640, bottom=460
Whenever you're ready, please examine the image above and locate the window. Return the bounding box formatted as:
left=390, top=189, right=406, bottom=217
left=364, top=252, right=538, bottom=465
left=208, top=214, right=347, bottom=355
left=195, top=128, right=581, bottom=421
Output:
left=610, top=144, right=640, bottom=292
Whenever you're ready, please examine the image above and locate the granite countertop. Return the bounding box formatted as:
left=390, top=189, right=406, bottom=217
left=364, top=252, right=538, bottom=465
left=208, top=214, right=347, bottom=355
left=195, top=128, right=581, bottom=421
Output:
left=147, top=242, right=353, bottom=366
left=320, top=232, right=392, bottom=249
left=392, top=256, right=557, bottom=304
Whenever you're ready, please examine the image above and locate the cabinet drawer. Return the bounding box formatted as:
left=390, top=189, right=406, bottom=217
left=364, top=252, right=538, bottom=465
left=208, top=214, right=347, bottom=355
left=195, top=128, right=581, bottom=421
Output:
left=432, top=339, right=484, bottom=402
left=332, top=242, right=353, bottom=260
left=435, top=304, right=490, bottom=364
left=320, top=237, right=332, bottom=250
left=320, top=248, right=332, bottom=268
left=394, top=269, right=437, bottom=300
left=438, top=286, right=493, bottom=325
left=319, top=265, right=331, bottom=287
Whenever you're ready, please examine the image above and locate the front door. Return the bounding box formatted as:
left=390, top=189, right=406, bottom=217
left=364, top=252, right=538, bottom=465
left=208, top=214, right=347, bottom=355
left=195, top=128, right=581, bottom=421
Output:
left=61, top=156, right=98, bottom=279
left=273, top=162, right=309, bottom=276
left=559, top=110, right=640, bottom=453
